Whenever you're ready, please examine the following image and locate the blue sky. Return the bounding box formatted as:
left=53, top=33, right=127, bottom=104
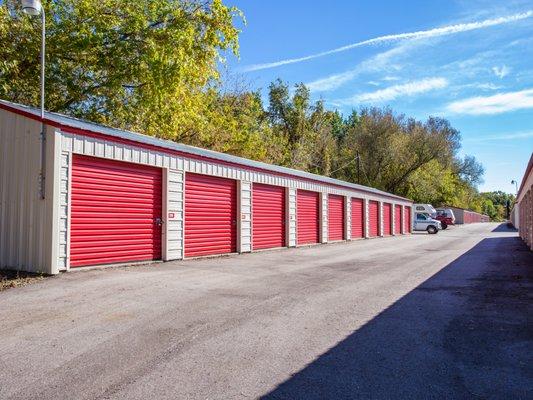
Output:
left=225, top=0, right=533, bottom=193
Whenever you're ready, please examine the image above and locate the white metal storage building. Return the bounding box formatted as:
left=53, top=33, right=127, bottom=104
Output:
left=0, top=100, right=413, bottom=274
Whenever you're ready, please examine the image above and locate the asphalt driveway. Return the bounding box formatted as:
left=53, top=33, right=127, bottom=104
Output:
left=0, top=223, right=531, bottom=399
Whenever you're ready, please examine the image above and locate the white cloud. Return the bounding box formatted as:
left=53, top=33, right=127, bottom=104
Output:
left=448, top=82, right=503, bottom=92
left=446, top=88, right=533, bottom=114
left=241, top=11, right=533, bottom=72
left=492, top=65, right=511, bottom=78
left=338, top=78, right=449, bottom=105
left=475, top=83, right=503, bottom=90
left=306, top=43, right=412, bottom=92
left=307, top=69, right=362, bottom=92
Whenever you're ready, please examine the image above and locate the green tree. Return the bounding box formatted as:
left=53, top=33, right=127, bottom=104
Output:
left=457, top=155, right=485, bottom=186
left=0, top=0, right=242, bottom=143
left=405, top=160, right=459, bottom=205
left=266, top=79, right=338, bottom=172
left=479, top=191, right=515, bottom=221
left=1, top=0, right=491, bottom=210
left=332, top=108, right=464, bottom=195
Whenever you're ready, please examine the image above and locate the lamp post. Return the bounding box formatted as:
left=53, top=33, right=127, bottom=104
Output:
left=511, top=180, right=518, bottom=195
left=20, top=0, right=46, bottom=199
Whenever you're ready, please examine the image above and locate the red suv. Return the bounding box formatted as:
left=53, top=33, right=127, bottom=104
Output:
left=435, top=209, right=455, bottom=229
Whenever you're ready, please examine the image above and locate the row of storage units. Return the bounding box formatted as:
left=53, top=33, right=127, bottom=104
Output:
left=72, top=160, right=412, bottom=263
left=463, top=211, right=490, bottom=224
left=0, top=100, right=413, bottom=274
left=447, top=207, right=489, bottom=224
left=510, top=153, right=533, bottom=250
left=73, top=164, right=412, bottom=263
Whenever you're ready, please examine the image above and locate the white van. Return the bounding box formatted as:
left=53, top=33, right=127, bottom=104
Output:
left=413, top=213, right=442, bottom=234
left=414, top=204, right=437, bottom=217
left=413, top=204, right=441, bottom=234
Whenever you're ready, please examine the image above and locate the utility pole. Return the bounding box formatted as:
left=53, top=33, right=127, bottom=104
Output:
left=19, top=0, right=46, bottom=199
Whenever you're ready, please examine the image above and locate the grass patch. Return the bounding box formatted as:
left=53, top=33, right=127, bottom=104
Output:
left=0, top=269, right=47, bottom=292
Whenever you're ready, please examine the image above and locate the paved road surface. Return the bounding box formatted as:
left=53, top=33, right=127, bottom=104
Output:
left=0, top=223, right=531, bottom=399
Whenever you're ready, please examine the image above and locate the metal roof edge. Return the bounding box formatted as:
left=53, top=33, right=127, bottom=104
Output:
left=0, top=99, right=411, bottom=202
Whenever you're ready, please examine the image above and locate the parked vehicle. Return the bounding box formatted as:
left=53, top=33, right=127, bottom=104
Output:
left=413, top=212, right=442, bottom=234
left=414, top=204, right=437, bottom=217
left=435, top=208, right=455, bottom=229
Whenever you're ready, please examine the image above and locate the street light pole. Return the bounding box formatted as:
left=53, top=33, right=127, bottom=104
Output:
left=511, top=180, right=518, bottom=195
left=39, top=8, right=46, bottom=199
left=20, top=0, right=46, bottom=199
left=40, top=9, right=45, bottom=120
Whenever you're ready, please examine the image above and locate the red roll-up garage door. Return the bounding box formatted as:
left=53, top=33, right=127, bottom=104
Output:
left=253, top=183, right=286, bottom=250
left=351, top=198, right=364, bottom=239
left=185, top=173, right=237, bottom=257
left=383, top=203, right=392, bottom=235
left=297, top=190, right=320, bottom=245
left=405, top=206, right=412, bottom=233
left=328, top=194, right=345, bottom=241
left=394, top=205, right=402, bottom=234
left=70, top=155, right=162, bottom=267
left=369, top=200, right=379, bottom=237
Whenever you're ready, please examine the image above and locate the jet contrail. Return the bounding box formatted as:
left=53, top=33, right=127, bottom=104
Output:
left=242, top=11, right=533, bottom=72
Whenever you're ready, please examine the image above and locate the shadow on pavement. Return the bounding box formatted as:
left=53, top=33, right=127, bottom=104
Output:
left=492, top=222, right=517, bottom=232
left=261, top=237, right=533, bottom=400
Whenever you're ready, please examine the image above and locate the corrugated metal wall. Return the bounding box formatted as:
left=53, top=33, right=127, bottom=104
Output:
left=394, top=205, right=402, bottom=234
left=518, top=190, right=532, bottom=250
left=252, top=183, right=286, bottom=250
left=382, top=203, right=392, bottom=235
left=449, top=207, right=464, bottom=224
left=368, top=201, right=379, bottom=237
left=0, top=109, right=60, bottom=274
left=184, top=173, right=237, bottom=257
left=328, top=194, right=345, bottom=241
left=515, top=155, right=533, bottom=250
left=297, top=190, right=320, bottom=245
left=404, top=206, right=412, bottom=233
left=1, top=106, right=414, bottom=273
left=448, top=207, right=489, bottom=224
left=69, top=155, right=163, bottom=267
left=351, top=198, right=364, bottom=239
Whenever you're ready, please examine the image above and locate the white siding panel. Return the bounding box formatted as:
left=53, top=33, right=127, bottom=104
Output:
left=287, top=188, right=297, bottom=247
left=364, top=198, right=370, bottom=238
left=239, top=181, right=252, bottom=253
left=166, top=169, right=184, bottom=260
left=346, top=196, right=351, bottom=240
left=320, top=192, right=328, bottom=243
left=57, top=151, right=70, bottom=270
left=379, top=201, right=384, bottom=237
left=0, top=108, right=57, bottom=274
